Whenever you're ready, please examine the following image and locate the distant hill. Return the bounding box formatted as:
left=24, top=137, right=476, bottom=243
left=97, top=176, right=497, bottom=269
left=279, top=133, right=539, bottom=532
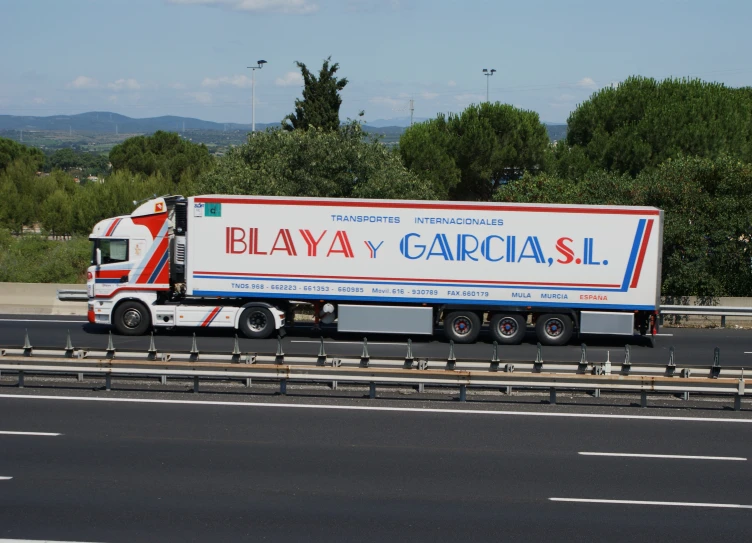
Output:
left=0, top=112, right=567, bottom=142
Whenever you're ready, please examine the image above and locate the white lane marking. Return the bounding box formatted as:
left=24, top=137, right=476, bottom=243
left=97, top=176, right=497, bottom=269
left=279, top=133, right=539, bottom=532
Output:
left=0, top=477, right=12, bottom=481
left=0, top=430, right=61, bottom=437
left=0, top=431, right=60, bottom=437
left=0, top=319, right=86, bottom=324
left=579, top=452, right=746, bottom=461
left=0, top=540, right=103, bottom=543
left=291, top=340, right=405, bottom=346
left=653, top=333, right=673, bottom=337
left=550, top=498, right=752, bottom=509
left=0, top=394, right=751, bottom=423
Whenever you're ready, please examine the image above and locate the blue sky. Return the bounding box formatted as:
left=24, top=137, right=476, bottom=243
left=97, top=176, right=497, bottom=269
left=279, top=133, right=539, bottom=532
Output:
left=1, top=0, right=750, bottom=125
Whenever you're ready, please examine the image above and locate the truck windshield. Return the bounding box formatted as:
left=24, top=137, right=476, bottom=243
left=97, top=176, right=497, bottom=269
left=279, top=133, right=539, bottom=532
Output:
left=91, top=239, right=129, bottom=265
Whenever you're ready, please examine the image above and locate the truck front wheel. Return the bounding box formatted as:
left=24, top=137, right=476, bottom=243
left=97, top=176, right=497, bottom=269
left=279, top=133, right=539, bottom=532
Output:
left=113, top=300, right=151, bottom=336
left=490, top=313, right=527, bottom=345
left=443, top=311, right=482, bottom=344
left=239, top=306, right=275, bottom=339
left=535, top=314, right=573, bottom=346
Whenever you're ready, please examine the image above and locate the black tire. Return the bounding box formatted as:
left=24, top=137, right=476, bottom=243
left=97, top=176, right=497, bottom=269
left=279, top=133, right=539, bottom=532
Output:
left=490, top=313, right=527, bottom=345
left=443, top=310, right=482, bottom=344
left=239, top=306, right=275, bottom=339
left=535, top=313, right=573, bottom=346
left=113, top=300, right=151, bottom=336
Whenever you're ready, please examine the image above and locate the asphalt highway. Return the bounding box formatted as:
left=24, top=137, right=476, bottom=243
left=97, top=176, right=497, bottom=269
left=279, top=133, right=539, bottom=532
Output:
left=0, top=392, right=750, bottom=542
left=2, top=314, right=752, bottom=367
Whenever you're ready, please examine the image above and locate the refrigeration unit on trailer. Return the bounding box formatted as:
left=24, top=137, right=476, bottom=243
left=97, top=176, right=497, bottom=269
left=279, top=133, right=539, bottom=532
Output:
left=86, top=195, right=663, bottom=345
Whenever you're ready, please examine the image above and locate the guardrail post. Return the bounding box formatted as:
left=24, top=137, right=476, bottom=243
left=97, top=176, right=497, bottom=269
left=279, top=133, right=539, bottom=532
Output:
left=640, top=390, right=648, bottom=408
left=331, top=358, right=341, bottom=390
left=18, top=370, right=24, bottom=388
left=316, top=338, right=327, bottom=366
left=404, top=339, right=414, bottom=369
left=77, top=373, right=84, bottom=383
left=578, top=344, right=588, bottom=371
left=189, top=333, right=199, bottom=362
left=369, top=382, right=376, bottom=399
left=275, top=336, right=285, bottom=365
left=64, top=330, right=75, bottom=358
left=721, top=315, right=726, bottom=329
left=622, top=345, right=631, bottom=374
left=459, top=384, right=467, bottom=402
left=23, top=329, right=32, bottom=357
left=735, top=379, right=744, bottom=411
left=534, top=343, right=543, bottom=372
left=666, top=346, right=676, bottom=376
left=417, top=359, right=428, bottom=393
left=360, top=338, right=370, bottom=368
left=147, top=333, right=158, bottom=361
left=681, top=368, right=691, bottom=400
left=711, top=347, right=721, bottom=379
left=446, top=340, right=456, bottom=371
left=549, top=387, right=556, bottom=405
left=244, top=378, right=252, bottom=388
left=280, top=379, right=287, bottom=395
left=230, top=335, right=241, bottom=363
left=193, top=375, right=199, bottom=393
left=160, top=375, right=167, bottom=385
left=490, top=341, right=500, bottom=372
left=105, top=374, right=111, bottom=391
left=106, top=332, right=116, bottom=359
left=506, top=386, right=513, bottom=396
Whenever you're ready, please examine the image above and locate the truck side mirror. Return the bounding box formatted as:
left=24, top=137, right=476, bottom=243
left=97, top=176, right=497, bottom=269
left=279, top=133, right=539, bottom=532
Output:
left=96, top=248, right=102, bottom=266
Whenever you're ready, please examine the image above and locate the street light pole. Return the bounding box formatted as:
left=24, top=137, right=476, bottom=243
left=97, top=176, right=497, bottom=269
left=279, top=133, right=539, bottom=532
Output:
left=482, top=68, right=496, bottom=102
left=247, top=60, right=267, bottom=134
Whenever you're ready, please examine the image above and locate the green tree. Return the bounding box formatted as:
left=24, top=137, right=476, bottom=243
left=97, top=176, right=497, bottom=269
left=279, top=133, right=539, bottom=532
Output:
left=199, top=121, right=435, bottom=200
left=564, top=76, right=752, bottom=176
left=0, top=137, right=44, bottom=172
left=400, top=103, right=550, bottom=200
left=283, top=56, right=348, bottom=132
left=109, top=130, right=213, bottom=183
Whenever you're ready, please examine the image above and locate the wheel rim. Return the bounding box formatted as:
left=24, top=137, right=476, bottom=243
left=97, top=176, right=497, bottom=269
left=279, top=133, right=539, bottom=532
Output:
left=452, top=316, right=473, bottom=336
left=122, top=309, right=142, bottom=329
left=544, top=317, right=565, bottom=338
left=497, top=317, right=519, bottom=338
left=247, top=310, right=268, bottom=333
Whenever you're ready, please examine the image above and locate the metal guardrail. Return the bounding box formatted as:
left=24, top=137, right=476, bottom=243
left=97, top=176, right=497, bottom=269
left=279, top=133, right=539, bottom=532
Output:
left=0, top=333, right=747, bottom=410
left=660, top=305, right=752, bottom=328
left=56, top=289, right=88, bottom=302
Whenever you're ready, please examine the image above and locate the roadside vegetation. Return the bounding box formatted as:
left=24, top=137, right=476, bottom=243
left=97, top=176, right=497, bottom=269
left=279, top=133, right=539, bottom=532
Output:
left=1, top=64, right=751, bottom=293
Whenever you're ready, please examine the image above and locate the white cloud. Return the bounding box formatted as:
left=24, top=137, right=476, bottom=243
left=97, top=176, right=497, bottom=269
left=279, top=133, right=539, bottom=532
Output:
left=420, top=91, right=438, bottom=100
left=275, top=71, right=303, bottom=87
left=107, top=78, right=141, bottom=91
left=454, top=93, right=484, bottom=105
left=67, top=76, right=99, bottom=89
left=202, top=75, right=253, bottom=88
left=370, top=96, right=408, bottom=108
left=169, top=82, right=187, bottom=90
left=166, top=0, right=318, bottom=14
left=448, top=80, right=456, bottom=87
left=186, top=91, right=213, bottom=104
left=575, top=77, right=597, bottom=89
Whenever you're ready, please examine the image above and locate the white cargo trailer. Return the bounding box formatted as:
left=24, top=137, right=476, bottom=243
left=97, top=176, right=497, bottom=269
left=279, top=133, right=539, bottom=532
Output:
left=86, top=195, right=663, bottom=345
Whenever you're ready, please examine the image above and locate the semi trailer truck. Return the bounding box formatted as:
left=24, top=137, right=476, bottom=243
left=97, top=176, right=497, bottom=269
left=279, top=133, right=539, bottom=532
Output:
left=86, top=194, right=663, bottom=345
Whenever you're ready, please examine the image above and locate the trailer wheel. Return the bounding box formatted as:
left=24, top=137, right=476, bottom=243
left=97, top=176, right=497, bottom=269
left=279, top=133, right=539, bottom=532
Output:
left=113, top=300, right=151, bottom=336
left=443, top=311, right=482, bottom=344
left=490, top=313, right=527, bottom=345
left=535, top=313, right=573, bottom=346
left=239, top=306, right=275, bottom=339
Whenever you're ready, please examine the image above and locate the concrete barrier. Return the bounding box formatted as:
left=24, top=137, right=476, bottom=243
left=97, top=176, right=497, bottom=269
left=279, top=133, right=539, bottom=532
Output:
left=0, top=283, right=86, bottom=316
